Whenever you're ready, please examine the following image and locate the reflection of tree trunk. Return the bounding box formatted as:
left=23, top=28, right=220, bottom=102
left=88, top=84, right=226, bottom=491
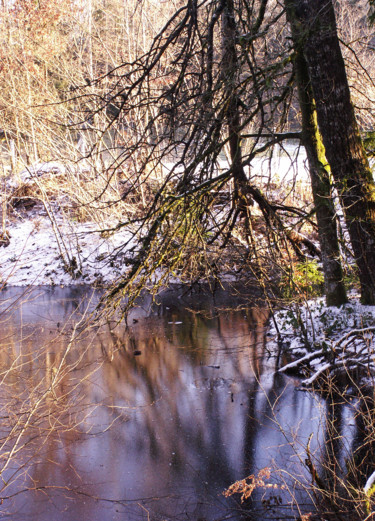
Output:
left=285, top=0, right=347, bottom=307
left=349, top=394, right=375, bottom=492
left=294, top=0, right=375, bottom=304
left=322, top=397, right=343, bottom=493
left=240, top=379, right=258, bottom=510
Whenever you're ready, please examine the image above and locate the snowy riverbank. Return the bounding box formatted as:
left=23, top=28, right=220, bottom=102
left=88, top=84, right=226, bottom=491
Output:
left=0, top=145, right=312, bottom=288
left=271, top=295, right=375, bottom=388
left=0, top=208, right=136, bottom=287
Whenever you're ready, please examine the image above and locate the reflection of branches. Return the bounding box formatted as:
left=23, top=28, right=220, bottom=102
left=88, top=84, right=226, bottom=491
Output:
left=0, top=292, right=110, bottom=501
left=2, top=288, right=355, bottom=521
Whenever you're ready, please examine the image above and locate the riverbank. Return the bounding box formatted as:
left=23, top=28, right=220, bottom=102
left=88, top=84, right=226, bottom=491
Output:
left=271, top=294, right=375, bottom=389
left=0, top=144, right=312, bottom=289
left=0, top=202, right=136, bottom=287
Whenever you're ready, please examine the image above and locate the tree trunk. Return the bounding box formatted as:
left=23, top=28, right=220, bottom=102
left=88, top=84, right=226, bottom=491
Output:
left=221, top=0, right=254, bottom=222
left=293, top=0, right=375, bottom=304
left=221, top=0, right=247, bottom=194
left=285, top=0, right=348, bottom=307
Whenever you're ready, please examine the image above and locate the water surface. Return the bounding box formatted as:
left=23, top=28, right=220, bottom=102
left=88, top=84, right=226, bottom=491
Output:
left=0, top=286, right=354, bottom=520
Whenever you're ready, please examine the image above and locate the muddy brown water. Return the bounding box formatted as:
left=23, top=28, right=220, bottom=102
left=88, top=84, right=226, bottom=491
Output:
left=0, top=286, right=357, bottom=521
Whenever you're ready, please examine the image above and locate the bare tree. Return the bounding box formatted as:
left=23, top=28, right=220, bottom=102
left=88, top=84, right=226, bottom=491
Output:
left=90, top=0, right=324, bottom=313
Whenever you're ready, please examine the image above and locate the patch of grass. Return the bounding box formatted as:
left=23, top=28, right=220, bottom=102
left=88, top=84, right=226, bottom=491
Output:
left=281, top=259, right=324, bottom=300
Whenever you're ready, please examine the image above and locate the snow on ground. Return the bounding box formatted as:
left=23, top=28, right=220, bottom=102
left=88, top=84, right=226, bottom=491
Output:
left=0, top=207, right=137, bottom=287
left=1, top=143, right=312, bottom=288
left=272, top=295, right=375, bottom=349
left=270, top=294, right=375, bottom=387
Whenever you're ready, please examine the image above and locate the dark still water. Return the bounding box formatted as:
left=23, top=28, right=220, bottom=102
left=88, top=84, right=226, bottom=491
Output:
left=0, top=286, right=356, bottom=521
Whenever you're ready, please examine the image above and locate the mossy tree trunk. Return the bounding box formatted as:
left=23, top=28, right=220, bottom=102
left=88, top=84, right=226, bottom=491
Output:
left=285, top=0, right=348, bottom=307
left=292, top=0, right=375, bottom=305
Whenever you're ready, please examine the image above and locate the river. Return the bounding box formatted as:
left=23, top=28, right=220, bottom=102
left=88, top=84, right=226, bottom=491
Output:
left=0, top=286, right=357, bottom=520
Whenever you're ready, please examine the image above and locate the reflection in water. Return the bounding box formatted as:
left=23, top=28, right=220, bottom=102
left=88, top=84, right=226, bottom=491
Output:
left=0, top=287, right=358, bottom=520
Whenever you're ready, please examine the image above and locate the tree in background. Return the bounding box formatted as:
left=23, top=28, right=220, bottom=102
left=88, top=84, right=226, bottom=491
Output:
left=0, top=0, right=74, bottom=164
